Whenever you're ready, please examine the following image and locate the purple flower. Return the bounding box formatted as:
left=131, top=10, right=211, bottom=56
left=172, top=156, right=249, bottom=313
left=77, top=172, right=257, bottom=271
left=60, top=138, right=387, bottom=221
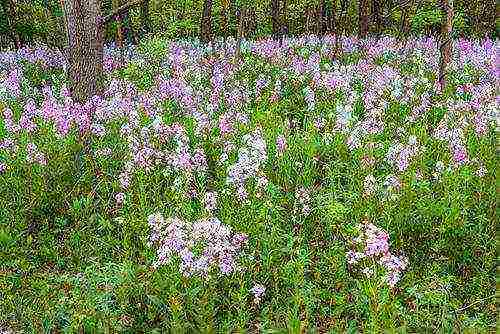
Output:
left=203, top=191, right=217, bottom=211
left=451, top=145, right=468, bottom=166
left=115, top=192, right=125, bottom=205
left=346, top=221, right=408, bottom=288
left=251, top=283, right=266, bottom=301
left=276, top=135, right=287, bottom=155
left=147, top=214, right=247, bottom=277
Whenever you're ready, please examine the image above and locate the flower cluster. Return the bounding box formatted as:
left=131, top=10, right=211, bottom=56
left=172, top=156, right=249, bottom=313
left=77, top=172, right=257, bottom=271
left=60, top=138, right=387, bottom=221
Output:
left=226, top=129, right=268, bottom=200
left=147, top=213, right=248, bottom=277
left=347, top=221, right=408, bottom=288
left=250, top=283, right=266, bottom=304
left=386, top=135, right=421, bottom=172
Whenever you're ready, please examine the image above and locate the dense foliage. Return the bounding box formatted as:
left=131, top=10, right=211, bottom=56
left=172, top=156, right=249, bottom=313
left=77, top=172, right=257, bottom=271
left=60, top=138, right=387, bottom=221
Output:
left=0, top=35, right=497, bottom=332
left=0, top=0, right=498, bottom=49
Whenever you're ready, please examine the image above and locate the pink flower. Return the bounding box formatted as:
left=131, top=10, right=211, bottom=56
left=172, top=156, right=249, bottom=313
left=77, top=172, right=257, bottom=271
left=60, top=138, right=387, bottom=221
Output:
left=251, top=283, right=266, bottom=302
left=276, top=135, right=287, bottom=155
left=451, top=145, right=468, bottom=166
left=203, top=191, right=217, bottom=211
left=115, top=192, right=125, bottom=205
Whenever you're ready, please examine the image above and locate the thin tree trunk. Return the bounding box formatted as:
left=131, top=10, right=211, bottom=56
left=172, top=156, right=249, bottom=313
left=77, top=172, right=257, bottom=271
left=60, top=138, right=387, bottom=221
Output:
left=340, top=0, right=349, bottom=36
left=280, top=0, right=288, bottom=41
left=271, top=0, right=280, bottom=39
left=305, top=5, right=311, bottom=34
left=235, top=4, right=246, bottom=61
left=438, top=0, right=453, bottom=92
left=248, top=8, right=256, bottom=37
left=372, top=0, right=381, bottom=37
left=200, top=0, right=213, bottom=43
left=320, top=0, right=328, bottom=36
left=63, top=0, right=103, bottom=186
left=5, top=0, right=21, bottom=49
left=221, top=0, right=229, bottom=42
left=358, top=0, right=369, bottom=39
left=63, top=0, right=104, bottom=103
left=140, top=0, right=150, bottom=36
left=328, top=0, right=337, bottom=34
left=400, top=1, right=412, bottom=39
left=112, top=0, right=123, bottom=47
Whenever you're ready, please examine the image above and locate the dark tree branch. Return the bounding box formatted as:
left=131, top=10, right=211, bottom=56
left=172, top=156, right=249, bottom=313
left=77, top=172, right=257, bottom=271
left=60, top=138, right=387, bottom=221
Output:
left=102, top=0, right=146, bottom=25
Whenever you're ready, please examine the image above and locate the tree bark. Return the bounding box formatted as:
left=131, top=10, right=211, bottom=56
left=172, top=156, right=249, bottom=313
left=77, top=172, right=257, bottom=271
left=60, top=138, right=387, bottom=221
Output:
left=112, top=0, right=123, bottom=48
left=271, top=0, right=280, bottom=39
left=235, top=4, right=246, bottom=61
left=358, top=0, right=370, bottom=39
left=140, top=0, right=150, bottom=36
left=247, top=8, right=256, bottom=37
left=5, top=0, right=21, bottom=49
left=372, top=0, right=381, bottom=36
left=221, top=0, right=229, bottom=42
left=280, top=0, right=288, bottom=41
left=339, top=0, right=349, bottom=36
left=320, top=0, right=328, bottom=36
left=63, top=0, right=104, bottom=103
left=328, top=0, right=337, bottom=34
left=438, top=0, right=453, bottom=92
left=200, top=0, right=213, bottom=43
left=400, top=0, right=413, bottom=39
left=305, top=5, right=311, bottom=34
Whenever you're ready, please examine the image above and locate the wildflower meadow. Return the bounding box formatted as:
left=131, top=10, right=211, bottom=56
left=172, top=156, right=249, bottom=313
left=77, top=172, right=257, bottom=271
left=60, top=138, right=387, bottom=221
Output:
left=0, top=6, right=497, bottom=331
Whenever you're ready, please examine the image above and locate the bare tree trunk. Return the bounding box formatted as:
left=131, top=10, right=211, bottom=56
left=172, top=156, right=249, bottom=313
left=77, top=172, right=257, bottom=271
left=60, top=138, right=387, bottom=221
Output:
left=340, top=0, right=349, bottom=36
left=483, top=0, right=497, bottom=37
left=280, top=0, right=288, bottom=42
left=400, top=0, right=412, bottom=39
left=305, top=5, right=311, bottom=34
left=235, top=4, right=246, bottom=61
left=358, top=0, right=369, bottom=39
left=63, top=0, right=104, bottom=103
left=271, top=0, right=280, bottom=39
left=5, top=0, right=21, bottom=49
left=140, top=0, right=150, bottom=36
left=112, top=0, right=123, bottom=48
left=372, top=0, right=381, bottom=37
left=221, top=0, right=229, bottom=42
left=328, top=0, right=337, bottom=34
left=320, top=0, right=328, bottom=36
left=200, top=0, right=213, bottom=43
left=438, top=0, right=453, bottom=92
left=247, top=8, right=257, bottom=37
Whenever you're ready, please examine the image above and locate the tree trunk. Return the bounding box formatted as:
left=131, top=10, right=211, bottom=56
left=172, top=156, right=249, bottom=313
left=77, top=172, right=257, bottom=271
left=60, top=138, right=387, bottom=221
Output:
left=372, top=0, right=381, bottom=36
left=200, top=0, right=213, bottom=43
left=235, top=4, right=246, bottom=61
left=305, top=6, right=311, bottom=34
left=112, top=0, right=123, bottom=48
left=438, top=0, right=453, bottom=92
left=248, top=8, right=256, bottom=37
left=140, top=0, right=150, bottom=36
left=400, top=0, right=412, bottom=39
left=358, top=0, right=370, bottom=39
left=280, top=0, right=288, bottom=41
left=320, top=0, right=328, bottom=36
left=63, top=0, right=104, bottom=103
left=221, top=0, right=229, bottom=42
left=340, top=0, right=349, bottom=36
left=271, top=0, right=280, bottom=39
left=328, top=0, right=337, bottom=34
left=5, top=0, right=21, bottom=49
